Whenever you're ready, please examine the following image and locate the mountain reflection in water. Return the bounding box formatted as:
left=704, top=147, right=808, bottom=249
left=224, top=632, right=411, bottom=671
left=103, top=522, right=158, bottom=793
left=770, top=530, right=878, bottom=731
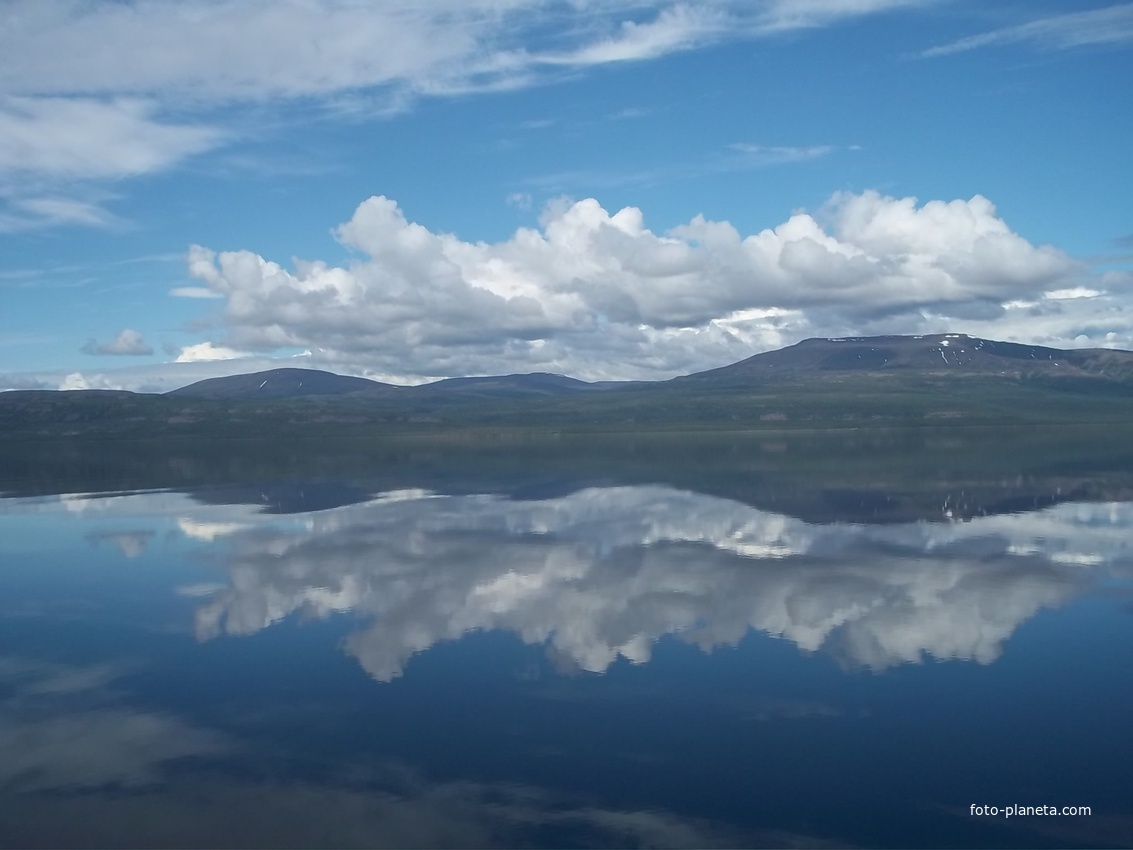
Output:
left=164, top=486, right=1133, bottom=680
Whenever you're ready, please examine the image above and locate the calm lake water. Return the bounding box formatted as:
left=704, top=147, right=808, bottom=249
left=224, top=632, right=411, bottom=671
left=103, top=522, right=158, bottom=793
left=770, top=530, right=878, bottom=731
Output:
left=2, top=433, right=1132, bottom=848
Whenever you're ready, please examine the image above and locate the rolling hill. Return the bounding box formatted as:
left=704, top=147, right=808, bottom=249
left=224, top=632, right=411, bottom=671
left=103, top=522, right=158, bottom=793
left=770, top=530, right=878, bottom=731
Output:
left=5, top=333, right=1133, bottom=438
left=410, top=372, right=600, bottom=399
left=168, top=367, right=392, bottom=399
left=168, top=368, right=603, bottom=402
left=677, top=333, right=1133, bottom=385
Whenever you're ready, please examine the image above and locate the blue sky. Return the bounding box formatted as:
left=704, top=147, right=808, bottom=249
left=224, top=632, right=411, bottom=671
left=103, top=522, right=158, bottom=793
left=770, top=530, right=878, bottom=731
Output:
left=1, top=0, right=1131, bottom=390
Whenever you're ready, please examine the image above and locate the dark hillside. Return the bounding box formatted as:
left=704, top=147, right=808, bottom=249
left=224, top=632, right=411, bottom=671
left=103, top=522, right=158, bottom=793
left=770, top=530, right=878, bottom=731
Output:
left=5, top=334, right=1133, bottom=438
left=679, top=334, right=1133, bottom=385
left=168, top=368, right=390, bottom=399
left=409, top=372, right=599, bottom=400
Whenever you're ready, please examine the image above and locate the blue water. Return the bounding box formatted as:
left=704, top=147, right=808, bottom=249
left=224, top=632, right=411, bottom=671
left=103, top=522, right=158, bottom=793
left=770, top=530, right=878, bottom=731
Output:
left=0, top=484, right=1130, bottom=848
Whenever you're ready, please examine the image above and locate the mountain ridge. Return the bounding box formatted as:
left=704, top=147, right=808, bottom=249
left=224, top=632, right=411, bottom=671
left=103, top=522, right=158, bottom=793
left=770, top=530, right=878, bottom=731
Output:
left=676, top=333, right=1133, bottom=384
left=166, top=367, right=394, bottom=399
left=5, top=333, right=1133, bottom=438
left=162, top=333, right=1133, bottom=400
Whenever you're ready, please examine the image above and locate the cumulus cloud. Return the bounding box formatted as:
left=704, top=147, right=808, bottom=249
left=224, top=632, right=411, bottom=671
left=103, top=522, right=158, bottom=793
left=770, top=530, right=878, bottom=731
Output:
left=81, top=329, right=154, bottom=357
left=174, top=341, right=251, bottom=363
left=58, top=372, right=121, bottom=391
left=183, top=486, right=1133, bottom=681
left=181, top=190, right=1099, bottom=381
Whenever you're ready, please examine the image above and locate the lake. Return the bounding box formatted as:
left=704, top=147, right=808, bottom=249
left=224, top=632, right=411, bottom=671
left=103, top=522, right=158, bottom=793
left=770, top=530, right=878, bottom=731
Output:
left=1, top=430, right=1131, bottom=848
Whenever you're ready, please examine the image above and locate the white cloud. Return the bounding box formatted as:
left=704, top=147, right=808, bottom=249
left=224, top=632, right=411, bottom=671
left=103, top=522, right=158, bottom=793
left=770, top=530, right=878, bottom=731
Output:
left=728, top=143, right=835, bottom=165
left=1, top=2, right=932, bottom=103
left=0, top=196, right=123, bottom=232
left=174, top=341, right=251, bottom=363
left=924, top=4, right=1133, bottom=57
left=0, top=1, right=497, bottom=101
left=1045, top=287, right=1102, bottom=300
left=538, top=4, right=727, bottom=66
left=0, top=96, right=222, bottom=180
left=58, top=372, right=120, bottom=391
left=758, top=0, right=937, bottom=34
left=81, top=329, right=154, bottom=357
left=0, top=95, right=223, bottom=230
left=169, top=286, right=224, bottom=299
left=178, top=190, right=1098, bottom=382
left=0, top=1, right=929, bottom=227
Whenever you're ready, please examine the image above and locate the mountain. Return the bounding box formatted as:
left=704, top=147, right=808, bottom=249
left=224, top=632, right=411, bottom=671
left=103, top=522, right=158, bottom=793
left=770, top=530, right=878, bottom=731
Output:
left=148, top=334, right=1133, bottom=401
left=408, top=372, right=600, bottom=400
left=168, top=368, right=392, bottom=399
left=168, top=368, right=605, bottom=402
left=677, top=333, right=1133, bottom=385
left=6, top=334, right=1133, bottom=439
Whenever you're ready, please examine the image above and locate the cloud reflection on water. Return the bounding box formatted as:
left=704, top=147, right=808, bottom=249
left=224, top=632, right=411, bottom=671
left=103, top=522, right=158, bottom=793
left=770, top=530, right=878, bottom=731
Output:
left=0, top=657, right=229, bottom=793
left=179, top=486, right=1133, bottom=680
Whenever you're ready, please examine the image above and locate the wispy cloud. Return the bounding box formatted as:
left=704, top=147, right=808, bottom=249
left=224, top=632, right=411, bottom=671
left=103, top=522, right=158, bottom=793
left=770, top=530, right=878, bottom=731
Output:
left=0, top=1, right=931, bottom=228
left=727, top=143, right=836, bottom=165
left=923, top=4, right=1133, bottom=58
left=757, top=0, right=939, bottom=34
left=0, top=196, right=124, bottom=232
left=0, top=253, right=183, bottom=283
left=525, top=141, right=840, bottom=192
left=536, top=4, right=728, bottom=66
left=0, top=97, right=223, bottom=181
left=0, top=95, right=223, bottom=230
left=2, top=2, right=931, bottom=103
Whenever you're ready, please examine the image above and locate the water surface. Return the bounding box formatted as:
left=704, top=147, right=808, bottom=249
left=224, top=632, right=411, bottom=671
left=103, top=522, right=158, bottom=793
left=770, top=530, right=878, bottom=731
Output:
left=1, top=433, right=1131, bottom=848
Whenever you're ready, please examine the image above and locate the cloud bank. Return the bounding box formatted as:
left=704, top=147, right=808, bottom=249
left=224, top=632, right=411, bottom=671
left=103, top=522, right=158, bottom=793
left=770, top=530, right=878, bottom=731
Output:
left=179, top=190, right=1120, bottom=382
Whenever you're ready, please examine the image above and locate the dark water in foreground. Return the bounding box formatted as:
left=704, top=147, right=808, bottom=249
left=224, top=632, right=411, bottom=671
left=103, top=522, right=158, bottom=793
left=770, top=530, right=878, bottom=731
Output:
left=1, top=433, right=1132, bottom=848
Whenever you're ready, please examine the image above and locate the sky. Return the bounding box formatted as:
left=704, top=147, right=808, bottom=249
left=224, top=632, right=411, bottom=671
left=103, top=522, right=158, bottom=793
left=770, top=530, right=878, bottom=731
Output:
left=1, top=0, right=1131, bottom=391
